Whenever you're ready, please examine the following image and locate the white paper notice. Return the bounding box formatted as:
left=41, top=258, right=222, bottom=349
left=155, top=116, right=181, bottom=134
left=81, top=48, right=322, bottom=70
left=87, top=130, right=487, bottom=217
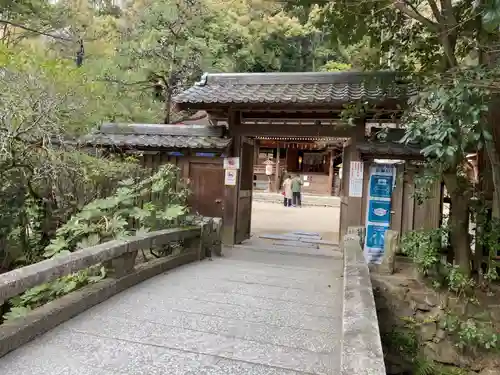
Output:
left=223, top=157, right=240, bottom=170
left=224, top=169, right=237, bottom=186
left=349, top=161, right=364, bottom=197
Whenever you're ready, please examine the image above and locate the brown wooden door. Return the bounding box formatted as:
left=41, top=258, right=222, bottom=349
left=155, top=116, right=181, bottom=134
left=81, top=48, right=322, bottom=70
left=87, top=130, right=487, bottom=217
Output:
left=189, top=162, right=224, bottom=218
left=235, top=139, right=255, bottom=244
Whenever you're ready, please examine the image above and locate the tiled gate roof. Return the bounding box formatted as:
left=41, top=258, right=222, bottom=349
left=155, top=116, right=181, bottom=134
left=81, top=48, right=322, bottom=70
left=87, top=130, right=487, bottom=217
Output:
left=80, top=123, right=230, bottom=149
left=174, top=71, right=416, bottom=107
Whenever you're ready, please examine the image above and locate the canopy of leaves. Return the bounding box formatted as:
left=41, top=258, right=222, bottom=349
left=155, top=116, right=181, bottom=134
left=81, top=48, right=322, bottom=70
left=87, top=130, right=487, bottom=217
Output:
left=0, top=0, right=356, bottom=275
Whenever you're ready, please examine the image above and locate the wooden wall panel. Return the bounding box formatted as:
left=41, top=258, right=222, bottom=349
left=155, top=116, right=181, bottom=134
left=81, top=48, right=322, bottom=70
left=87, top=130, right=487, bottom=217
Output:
left=423, top=181, right=442, bottom=230
left=235, top=193, right=252, bottom=244
left=390, top=164, right=404, bottom=234
left=188, top=161, right=224, bottom=218
left=401, top=169, right=415, bottom=234
left=413, top=200, right=427, bottom=230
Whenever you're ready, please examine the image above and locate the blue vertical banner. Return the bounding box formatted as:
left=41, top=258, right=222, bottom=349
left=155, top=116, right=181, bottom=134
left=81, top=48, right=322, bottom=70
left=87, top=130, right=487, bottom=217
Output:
left=364, top=164, right=396, bottom=264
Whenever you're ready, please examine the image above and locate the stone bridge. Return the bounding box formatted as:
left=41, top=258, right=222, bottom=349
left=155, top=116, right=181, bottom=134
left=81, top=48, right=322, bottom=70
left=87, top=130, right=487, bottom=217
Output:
left=0, top=221, right=384, bottom=375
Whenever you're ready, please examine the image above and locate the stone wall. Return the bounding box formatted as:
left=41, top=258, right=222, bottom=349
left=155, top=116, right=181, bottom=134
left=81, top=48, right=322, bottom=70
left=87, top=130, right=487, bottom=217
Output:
left=341, top=232, right=386, bottom=375
left=372, top=268, right=500, bottom=375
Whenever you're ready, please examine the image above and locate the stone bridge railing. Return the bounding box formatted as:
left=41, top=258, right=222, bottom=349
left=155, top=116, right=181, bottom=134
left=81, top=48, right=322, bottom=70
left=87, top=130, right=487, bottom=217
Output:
left=341, top=230, right=386, bottom=375
left=0, top=217, right=221, bottom=358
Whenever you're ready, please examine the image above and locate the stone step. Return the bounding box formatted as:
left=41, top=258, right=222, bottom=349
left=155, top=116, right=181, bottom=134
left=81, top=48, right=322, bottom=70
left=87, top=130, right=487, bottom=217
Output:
left=258, top=233, right=337, bottom=248
left=290, top=231, right=322, bottom=237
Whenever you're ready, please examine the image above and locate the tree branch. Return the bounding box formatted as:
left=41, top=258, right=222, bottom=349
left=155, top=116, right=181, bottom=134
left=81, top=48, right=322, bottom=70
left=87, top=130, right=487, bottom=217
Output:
left=393, top=0, right=439, bottom=30
left=0, top=19, right=99, bottom=42
left=440, top=0, right=457, bottom=25
left=0, top=19, right=72, bottom=41
left=428, top=0, right=442, bottom=22
left=100, top=78, right=151, bottom=87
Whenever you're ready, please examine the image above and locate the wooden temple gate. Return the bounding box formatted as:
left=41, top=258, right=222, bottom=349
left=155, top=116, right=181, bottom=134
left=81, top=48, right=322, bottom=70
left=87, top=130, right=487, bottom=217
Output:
left=174, top=71, right=440, bottom=245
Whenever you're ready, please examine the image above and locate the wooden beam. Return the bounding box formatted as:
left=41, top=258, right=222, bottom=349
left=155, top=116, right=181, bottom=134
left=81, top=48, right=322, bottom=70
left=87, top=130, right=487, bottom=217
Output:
left=254, top=139, right=260, bottom=164
left=241, top=111, right=401, bottom=122
left=243, top=111, right=342, bottom=120
left=175, top=100, right=408, bottom=115
left=360, top=153, right=425, bottom=161
left=231, top=123, right=354, bottom=138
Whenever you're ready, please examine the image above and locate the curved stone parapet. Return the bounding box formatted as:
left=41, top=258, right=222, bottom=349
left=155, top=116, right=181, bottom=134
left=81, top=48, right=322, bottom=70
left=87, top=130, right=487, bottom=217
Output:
left=341, top=230, right=386, bottom=375
left=0, top=221, right=222, bottom=358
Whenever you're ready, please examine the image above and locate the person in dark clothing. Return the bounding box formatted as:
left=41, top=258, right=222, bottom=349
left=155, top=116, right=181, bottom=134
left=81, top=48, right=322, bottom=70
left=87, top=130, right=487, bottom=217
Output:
left=291, top=174, right=303, bottom=207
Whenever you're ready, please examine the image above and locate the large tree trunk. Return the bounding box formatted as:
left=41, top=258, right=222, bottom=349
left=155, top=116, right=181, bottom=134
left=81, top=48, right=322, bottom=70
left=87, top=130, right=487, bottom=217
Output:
left=479, top=15, right=500, bottom=218
left=483, top=129, right=500, bottom=218
left=449, top=194, right=471, bottom=274
left=164, top=91, right=172, bottom=124
left=444, top=172, right=472, bottom=276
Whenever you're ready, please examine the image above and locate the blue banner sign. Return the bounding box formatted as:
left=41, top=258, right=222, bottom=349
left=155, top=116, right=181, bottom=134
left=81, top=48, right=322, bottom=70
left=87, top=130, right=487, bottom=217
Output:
left=168, top=151, right=184, bottom=157
left=364, top=164, right=396, bottom=264
left=195, top=152, right=216, bottom=157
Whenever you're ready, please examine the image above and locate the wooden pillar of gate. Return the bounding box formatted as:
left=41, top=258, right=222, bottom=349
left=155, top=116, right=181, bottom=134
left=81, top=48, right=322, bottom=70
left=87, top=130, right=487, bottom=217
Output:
left=339, top=120, right=365, bottom=242
left=222, top=111, right=242, bottom=246
left=254, top=139, right=260, bottom=165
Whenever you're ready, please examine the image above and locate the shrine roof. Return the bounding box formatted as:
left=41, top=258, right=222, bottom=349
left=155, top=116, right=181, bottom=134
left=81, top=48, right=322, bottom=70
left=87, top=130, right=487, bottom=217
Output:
left=80, top=123, right=230, bottom=150
left=174, top=71, right=416, bottom=110
left=357, top=128, right=423, bottom=158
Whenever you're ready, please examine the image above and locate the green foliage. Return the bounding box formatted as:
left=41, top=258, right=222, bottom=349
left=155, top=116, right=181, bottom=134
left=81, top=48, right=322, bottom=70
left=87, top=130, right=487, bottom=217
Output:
left=4, top=265, right=107, bottom=322
left=319, top=61, right=351, bottom=72
left=113, top=0, right=215, bottom=123
left=412, top=167, right=444, bottom=205
left=446, top=265, right=476, bottom=298
left=0, top=42, right=146, bottom=273
left=401, top=228, right=447, bottom=276
left=384, top=326, right=462, bottom=375
left=385, top=327, right=419, bottom=360
left=413, top=357, right=438, bottom=375
left=0, top=151, right=142, bottom=270
left=2, top=164, right=189, bottom=322
left=482, top=0, right=500, bottom=33
left=478, top=217, right=500, bottom=283
left=401, top=227, right=481, bottom=298
left=444, top=314, right=500, bottom=352
left=401, top=69, right=493, bottom=168
left=44, top=164, right=188, bottom=257
left=414, top=359, right=469, bottom=375
left=382, top=317, right=474, bottom=375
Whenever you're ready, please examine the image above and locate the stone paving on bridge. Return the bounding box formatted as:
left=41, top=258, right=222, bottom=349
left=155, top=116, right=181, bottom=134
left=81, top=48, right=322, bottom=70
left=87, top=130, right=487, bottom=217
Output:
left=0, top=238, right=344, bottom=375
